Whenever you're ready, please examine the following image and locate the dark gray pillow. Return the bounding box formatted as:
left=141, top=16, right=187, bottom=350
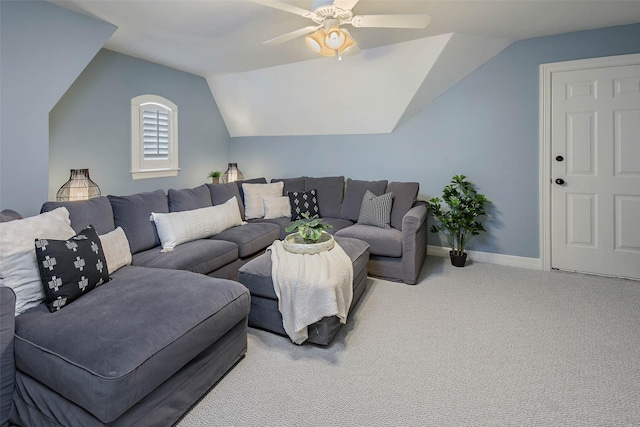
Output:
left=340, top=179, right=388, bottom=222
left=357, top=190, right=393, bottom=229
left=35, top=225, right=109, bottom=312
left=208, top=182, right=246, bottom=220
left=272, top=177, right=306, bottom=194
left=108, top=190, right=168, bottom=254
left=387, top=182, right=420, bottom=230
left=168, top=185, right=212, bottom=212
left=305, top=176, right=344, bottom=218
left=41, top=196, right=115, bottom=235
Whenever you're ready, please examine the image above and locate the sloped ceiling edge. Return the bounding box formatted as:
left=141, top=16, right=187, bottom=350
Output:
left=208, top=34, right=454, bottom=137
left=395, top=33, right=512, bottom=130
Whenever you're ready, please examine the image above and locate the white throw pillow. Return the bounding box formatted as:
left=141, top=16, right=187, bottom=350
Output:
left=150, top=196, right=244, bottom=252
left=263, top=197, right=291, bottom=220
left=99, top=227, right=132, bottom=274
left=242, top=182, right=284, bottom=220
left=0, top=207, right=76, bottom=315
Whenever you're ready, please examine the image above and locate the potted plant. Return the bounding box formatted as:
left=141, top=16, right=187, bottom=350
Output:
left=427, top=175, right=489, bottom=267
left=285, top=213, right=332, bottom=243
left=208, top=171, right=222, bottom=184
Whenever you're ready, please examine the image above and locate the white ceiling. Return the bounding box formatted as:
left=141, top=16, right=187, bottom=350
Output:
left=47, top=0, right=640, bottom=136
left=49, top=0, right=640, bottom=78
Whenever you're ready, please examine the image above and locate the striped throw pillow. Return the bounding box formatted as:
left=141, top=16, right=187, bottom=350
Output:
left=357, top=190, right=393, bottom=229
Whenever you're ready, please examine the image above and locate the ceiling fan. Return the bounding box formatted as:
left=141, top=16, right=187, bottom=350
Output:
left=253, top=0, right=431, bottom=59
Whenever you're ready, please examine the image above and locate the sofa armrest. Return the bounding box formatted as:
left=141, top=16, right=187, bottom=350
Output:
left=0, top=286, right=16, bottom=427
left=400, top=203, right=428, bottom=284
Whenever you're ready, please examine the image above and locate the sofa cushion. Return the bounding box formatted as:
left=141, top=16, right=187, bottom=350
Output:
left=98, top=227, right=132, bottom=274
left=0, top=207, right=76, bottom=315
left=304, top=176, right=344, bottom=218
left=168, top=184, right=212, bottom=212
left=271, top=177, right=305, bottom=194
left=288, top=189, right=319, bottom=220
left=108, top=190, right=168, bottom=254
left=207, top=182, right=246, bottom=220
left=210, top=222, right=280, bottom=258
left=242, top=181, right=284, bottom=220
left=335, top=224, right=402, bottom=257
left=263, top=196, right=291, bottom=220
left=150, top=197, right=244, bottom=252
left=35, top=225, right=109, bottom=312
left=387, top=182, right=419, bottom=230
left=13, top=265, right=250, bottom=423
left=357, top=190, right=393, bottom=229
left=41, top=196, right=115, bottom=235
left=340, top=179, right=388, bottom=222
left=132, top=239, right=238, bottom=275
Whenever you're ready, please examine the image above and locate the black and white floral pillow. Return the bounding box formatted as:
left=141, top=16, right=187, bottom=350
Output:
left=35, top=225, right=110, bottom=312
left=288, top=189, right=320, bottom=220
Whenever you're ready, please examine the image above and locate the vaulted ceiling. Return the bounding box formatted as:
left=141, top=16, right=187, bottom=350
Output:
left=49, top=1, right=640, bottom=136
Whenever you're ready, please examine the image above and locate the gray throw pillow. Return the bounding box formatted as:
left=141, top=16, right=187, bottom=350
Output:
left=340, top=179, right=388, bottom=222
left=357, top=190, right=393, bottom=229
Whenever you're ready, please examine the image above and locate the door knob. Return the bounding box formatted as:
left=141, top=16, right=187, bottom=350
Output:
left=555, top=178, right=565, bottom=185
left=556, top=155, right=564, bottom=162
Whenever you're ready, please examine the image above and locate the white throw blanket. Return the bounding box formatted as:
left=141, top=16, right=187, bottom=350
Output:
left=268, top=240, right=353, bottom=345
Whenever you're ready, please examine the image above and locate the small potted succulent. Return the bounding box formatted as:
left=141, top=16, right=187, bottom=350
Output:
left=208, top=171, right=222, bottom=184
left=427, top=175, right=489, bottom=267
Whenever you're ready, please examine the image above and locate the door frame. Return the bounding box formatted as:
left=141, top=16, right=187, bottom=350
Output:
left=539, top=53, right=640, bottom=271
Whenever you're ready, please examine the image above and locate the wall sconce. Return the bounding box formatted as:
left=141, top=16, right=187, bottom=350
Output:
left=56, top=169, right=101, bottom=201
left=222, top=163, right=244, bottom=183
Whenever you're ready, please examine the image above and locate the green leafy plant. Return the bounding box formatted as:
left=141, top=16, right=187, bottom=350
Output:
left=208, top=171, right=222, bottom=184
left=427, top=175, right=488, bottom=256
left=285, top=213, right=332, bottom=243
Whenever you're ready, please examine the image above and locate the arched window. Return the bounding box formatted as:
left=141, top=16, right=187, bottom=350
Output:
left=131, top=94, right=179, bottom=179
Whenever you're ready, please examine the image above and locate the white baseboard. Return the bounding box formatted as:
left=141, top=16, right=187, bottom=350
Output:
left=427, top=245, right=542, bottom=270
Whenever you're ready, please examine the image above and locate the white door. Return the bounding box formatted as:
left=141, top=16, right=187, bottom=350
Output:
left=551, top=63, right=640, bottom=280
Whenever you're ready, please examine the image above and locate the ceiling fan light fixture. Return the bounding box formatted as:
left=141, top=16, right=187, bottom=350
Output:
left=324, top=27, right=346, bottom=49
left=304, top=26, right=356, bottom=58
left=305, top=28, right=340, bottom=57
left=305, top=35, right=322, bottom=53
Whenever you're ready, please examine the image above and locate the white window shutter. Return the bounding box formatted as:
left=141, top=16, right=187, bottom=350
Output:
left=131, top=95, right=179, bottom=179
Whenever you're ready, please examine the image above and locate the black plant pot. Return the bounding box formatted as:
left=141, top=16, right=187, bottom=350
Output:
left=449, top=251, right=468, bottom=267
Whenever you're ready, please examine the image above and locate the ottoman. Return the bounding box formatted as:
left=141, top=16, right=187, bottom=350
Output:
left=239, top=237, right=370, bottom=345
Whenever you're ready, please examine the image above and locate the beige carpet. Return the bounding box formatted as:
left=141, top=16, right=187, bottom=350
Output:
left=178, top=256, right=640, bottom=426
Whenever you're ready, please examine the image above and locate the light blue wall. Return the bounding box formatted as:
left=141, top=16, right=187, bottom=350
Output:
left=0, top=0, right=115, bottom=216
left=231, top=23, right=640, bottom=259
left=49, top=49, right=230, bottom=199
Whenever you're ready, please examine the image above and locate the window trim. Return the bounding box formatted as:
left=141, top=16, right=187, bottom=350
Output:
left=131, top=94, right=179, bottom=180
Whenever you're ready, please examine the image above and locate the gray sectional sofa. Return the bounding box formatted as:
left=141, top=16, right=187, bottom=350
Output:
left=0, top=175, right=427, bottom=427
left=0, top=182, right=277, bottom=426
left=241, top=176, right=428, bottom=285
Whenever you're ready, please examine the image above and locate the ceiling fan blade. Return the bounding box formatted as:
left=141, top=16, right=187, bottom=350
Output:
left=333, top=0, right=360, bottom=11
left=251, top=0, right=314, bottom=19
left=350, top=14, right=431, bottom=29
left=263, top=25, right=321, bottom=45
